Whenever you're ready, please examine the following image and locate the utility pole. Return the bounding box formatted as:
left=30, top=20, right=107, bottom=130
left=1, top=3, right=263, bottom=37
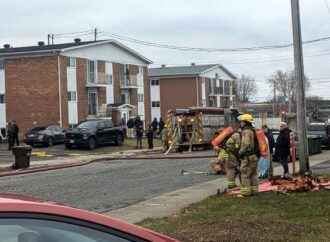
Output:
left=47, top=34, right=50, bottom=45
left=94, top=28, right=98, bottom=41
left=291, top=0, right=310, bottom=173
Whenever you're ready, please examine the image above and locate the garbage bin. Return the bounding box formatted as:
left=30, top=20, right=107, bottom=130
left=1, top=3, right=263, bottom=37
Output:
left=12, top=146, right=32, bottom=169
left=307, top=136, right=322, bottom=155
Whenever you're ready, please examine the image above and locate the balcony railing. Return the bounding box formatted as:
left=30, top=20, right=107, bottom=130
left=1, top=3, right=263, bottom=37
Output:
left=121, top=75, right=138, bottom=88
left=86, top=72, right=111, bottom=87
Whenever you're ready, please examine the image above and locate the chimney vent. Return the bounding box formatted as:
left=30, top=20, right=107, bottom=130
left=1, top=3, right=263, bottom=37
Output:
left=191, top=62, right=196, bottom=66
left=161, top=64, right=166, bottom=68
left=38, top=41, right=45, bottom=46
left=74, top=38, right=81, bottom=44
left=3, top=44, right=10, bottom=49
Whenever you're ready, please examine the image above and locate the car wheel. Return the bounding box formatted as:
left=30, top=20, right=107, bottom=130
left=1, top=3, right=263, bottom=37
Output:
left=88, top=137, right=96, bottom=150
left=47, top=137, right=54, bottom=147
left=65, top=143, right=72, bottom=149
left=115, top=134, right=123, bottom=146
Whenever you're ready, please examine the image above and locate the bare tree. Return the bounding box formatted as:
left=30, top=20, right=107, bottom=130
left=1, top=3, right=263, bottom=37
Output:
left=236, top=75, right=258, bottom=103
left=268, top=69, right=310, bottom=114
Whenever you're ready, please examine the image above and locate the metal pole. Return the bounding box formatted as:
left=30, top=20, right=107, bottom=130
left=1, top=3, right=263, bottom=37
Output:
left=94, top=28, right=97, bottom=41
left=291, top=0, right=310, bottom=173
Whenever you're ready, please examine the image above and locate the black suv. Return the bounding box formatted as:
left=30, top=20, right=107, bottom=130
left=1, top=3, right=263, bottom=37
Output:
left=65, top=119, right=125, bottom=150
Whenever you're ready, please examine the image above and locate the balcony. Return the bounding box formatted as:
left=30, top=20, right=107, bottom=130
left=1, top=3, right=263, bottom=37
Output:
left=86, top=72, right=111, bottom=87
left=121, top=75, right=139, bottom=89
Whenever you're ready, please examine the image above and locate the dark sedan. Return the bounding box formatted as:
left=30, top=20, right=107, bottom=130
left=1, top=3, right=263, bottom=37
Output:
left=24, top=125, right=65, bottom=147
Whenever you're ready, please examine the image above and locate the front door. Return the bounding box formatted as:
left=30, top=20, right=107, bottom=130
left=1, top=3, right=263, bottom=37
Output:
left=121, top=110, right=129, bottom=124
left=88, top=92, right=98, bottom=116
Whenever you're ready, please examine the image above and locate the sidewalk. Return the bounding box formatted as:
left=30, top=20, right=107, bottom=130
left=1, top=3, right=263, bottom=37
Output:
left=105, top=150, right=330, bottom=224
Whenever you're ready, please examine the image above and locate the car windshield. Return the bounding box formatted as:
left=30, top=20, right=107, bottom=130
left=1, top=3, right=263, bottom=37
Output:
left=76, top=121, right=97, bottom=131
left=307, top=125, right=326, bottom=131
left=31, top=127, right=46, bottom=131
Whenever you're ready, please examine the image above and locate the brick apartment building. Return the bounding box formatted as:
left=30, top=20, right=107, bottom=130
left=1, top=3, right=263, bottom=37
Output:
left=0, top=39, right=152, bottom=138
left=148, top=64, right=237, bottom=119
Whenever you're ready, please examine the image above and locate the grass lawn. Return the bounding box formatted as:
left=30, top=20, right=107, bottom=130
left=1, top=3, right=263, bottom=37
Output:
left=139, top=190, right=330, bottom=242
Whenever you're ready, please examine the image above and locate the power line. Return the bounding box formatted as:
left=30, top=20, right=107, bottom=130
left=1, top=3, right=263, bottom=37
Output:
left=98, top=30, right=330, bottom=52
left=324, top=0, right=330, bottom=15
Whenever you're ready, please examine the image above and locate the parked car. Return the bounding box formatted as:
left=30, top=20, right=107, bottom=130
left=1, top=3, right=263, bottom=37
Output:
left=0, top=193, right=178, bottom=242
left=307, top=123, right=330, bottom=149
left=24, top=125, right=65, bottom=147
left=65, top=119, right=125, bottom=150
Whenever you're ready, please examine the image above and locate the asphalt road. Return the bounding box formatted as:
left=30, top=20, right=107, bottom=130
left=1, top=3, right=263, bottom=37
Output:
left=0, top=157, right=220, bottom=213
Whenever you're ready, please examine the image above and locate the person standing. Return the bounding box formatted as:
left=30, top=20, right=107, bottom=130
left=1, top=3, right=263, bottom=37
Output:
left=160, top=124, right=169, bottom=152
left=158, top=118, right=165, bottom=135
left=238, top=114, right=259, bottom=196
left=6, top=122, right=14, bottom=150
left=146, top=124, right=154, bottom=149
left=126, top=118, right=135, bottom=138
left=215, top=128, right=241, bottom=188
left=275, top=122, right=291, bottom=179
left=151, top=118, right=158, bottom=135
left=134, top=116, right=143, bottom=149
left=262, top=124, right=275, bottom=178
left=12, top=120, right=20, bottom=146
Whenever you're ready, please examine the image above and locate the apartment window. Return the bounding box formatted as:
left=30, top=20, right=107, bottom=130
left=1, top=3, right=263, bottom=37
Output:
left=202, top=99, right=206, bottom=107
left=151, top=101, right=160, bottom=107
left=138, top=94, right=144, bottom=102
left=138, top=66, right=144, bottom=75
left=87, top=60, right=97, bottom=83
left=106, top=74, right=113, bottom=85
left=0, top=94, right=5, bottom=103
left=67, top=57, right=76, bottom=68
left=67, top=91, right=77, bottom=102
left=151, top=79, right=159, bottom=86
left=224, top=80, right=230, bottom=95
left=0, top=60, right=4, bottom=69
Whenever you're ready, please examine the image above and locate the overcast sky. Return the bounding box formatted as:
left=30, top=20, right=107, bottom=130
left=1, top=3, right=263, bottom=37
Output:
left=1, top=0, right=330, bottom=101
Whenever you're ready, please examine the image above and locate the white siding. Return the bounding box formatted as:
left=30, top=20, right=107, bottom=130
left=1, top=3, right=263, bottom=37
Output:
left=105, top=62, right=114, bottom=104
left=201, top=78, right=206, bottom=100
left=67, top=67, right=78, bottom=124
left=200, top=66, right=235, bottom=81
left=0, top=70, right=5, bottom=93
left=68, top=102, right=78, bottom=124
left=62, top=43, right=147, bottom=66
left=150, top=84, right=160, bottom=101
left=137, top=66, right=144, bottom=118
left=0, top=70, right=6, bottom=128
left=151, top=108, right=161, bottom=120
left=217, top=96, right=221, bottom=107
left=67, top=68, right=77, bottom=91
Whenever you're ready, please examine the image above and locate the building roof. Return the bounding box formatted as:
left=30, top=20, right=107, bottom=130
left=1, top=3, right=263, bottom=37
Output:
left=149, top=64, right=217, bottom=77
left=0, top=39, right=152, bottom=64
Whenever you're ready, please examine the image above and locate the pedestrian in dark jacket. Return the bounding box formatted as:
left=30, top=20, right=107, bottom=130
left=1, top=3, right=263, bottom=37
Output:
left=134, top=116, right=143, bottom=149
left=158, top=118, right=165, bottom=134
left=151, top=118, right=158, bottom=134
left=12, top=120, right=19, bottom=146
left=275, top=122, right=291, bottom=178
left=146, top=124, right=154, bottom=149
left=6, top=122, right=14, bottom=150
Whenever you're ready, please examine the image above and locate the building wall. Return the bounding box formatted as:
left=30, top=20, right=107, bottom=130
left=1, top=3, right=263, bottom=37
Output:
left=159, top=77, right=197, bottom=119
left=143, top=66, right=151, bottom=125
left=5, top=55, right=62, bottom=136
left=76, top=58, right=88, bottom=122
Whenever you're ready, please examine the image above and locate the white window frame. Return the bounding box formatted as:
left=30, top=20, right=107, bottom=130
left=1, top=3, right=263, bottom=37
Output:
left=152, top=101, right=160, bottom=107
left=138, top=94, right=144, bottom=102
left=0, top=60, right=4, bottom=69
left=67, top=57, right=76, bottom=68
left=106, top=74, right=113, bottom=85
left=87, top=60, right=97, bottom=83
left=0, top=94, right=5, bottom=103
left=67, top=91, right=77, bottom=102
left=151, top=79, right=159, bottom=86
left=138, top=66, right=144, bottom=75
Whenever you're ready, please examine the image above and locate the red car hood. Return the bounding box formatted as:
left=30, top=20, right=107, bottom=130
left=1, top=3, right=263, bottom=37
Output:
left=0, top=193, right=179, bottom=242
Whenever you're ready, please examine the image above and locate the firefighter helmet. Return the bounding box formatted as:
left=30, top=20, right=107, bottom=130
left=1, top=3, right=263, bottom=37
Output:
left=237, top=114, right=253, bottom=123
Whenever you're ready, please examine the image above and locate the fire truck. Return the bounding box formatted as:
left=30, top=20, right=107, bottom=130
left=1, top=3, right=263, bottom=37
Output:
left=165, top=107, right=239, bottom=152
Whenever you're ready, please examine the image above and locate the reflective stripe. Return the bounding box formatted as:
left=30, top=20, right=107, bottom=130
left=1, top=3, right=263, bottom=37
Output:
left=227, top=181, right=237, bottom=188
left=240, top=186, right=251, bottom=191
left=251, top=186, right=258, bottom=192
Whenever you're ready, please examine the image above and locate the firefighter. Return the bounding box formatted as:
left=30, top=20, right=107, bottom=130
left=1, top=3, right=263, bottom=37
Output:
left=215, top=128, right=241, bottom=188
left=237, top=114, right=259, bottom=196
